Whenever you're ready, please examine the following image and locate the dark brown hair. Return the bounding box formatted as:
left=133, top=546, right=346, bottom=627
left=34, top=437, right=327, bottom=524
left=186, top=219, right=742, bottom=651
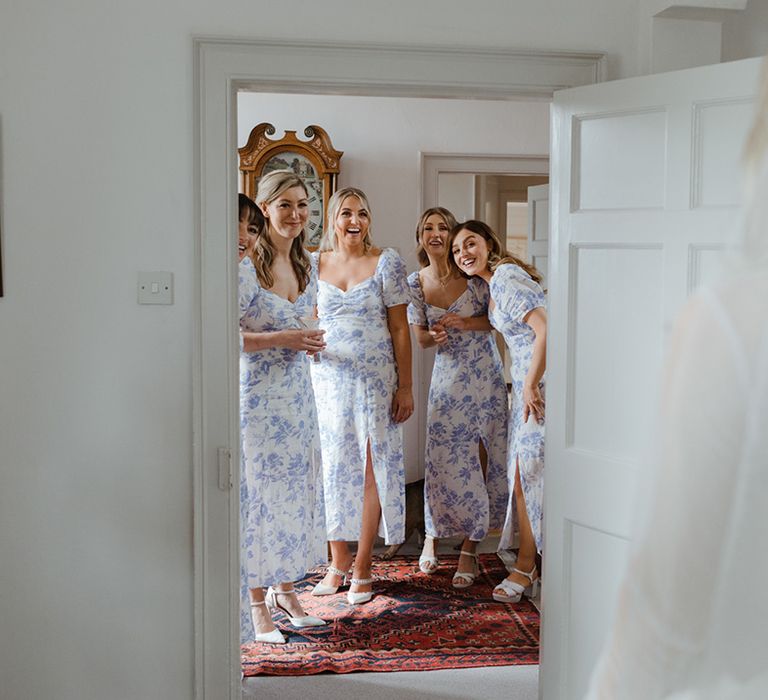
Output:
left=447, top=219, right=542, bottom=284
left=238, top=193, right=264, bottom=234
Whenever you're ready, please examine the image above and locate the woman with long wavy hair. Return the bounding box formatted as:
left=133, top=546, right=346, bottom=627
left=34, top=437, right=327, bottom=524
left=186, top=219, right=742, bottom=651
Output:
left=407, top=208, right=508, bottom=588
left=238, top=171, right=328, bottom=644
left=449, top=220, right=546, bottom=604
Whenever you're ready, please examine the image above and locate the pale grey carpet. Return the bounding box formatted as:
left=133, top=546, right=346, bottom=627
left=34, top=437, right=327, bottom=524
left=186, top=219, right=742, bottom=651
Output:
left=243, top=665, right=539, bottom=700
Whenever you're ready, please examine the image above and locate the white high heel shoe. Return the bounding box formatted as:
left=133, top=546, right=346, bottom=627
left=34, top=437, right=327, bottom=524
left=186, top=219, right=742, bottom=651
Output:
left=249, top=600, right=286, bottom=644
left=311, top=565, right=350, bottom=596
left=492, top=565, right=539, bottom=603
left=265, top=587, right=326, bottom=627
left=347, top=577, right=374, bottom=605
left=452, top=550, right=479, bottom=589
left=418, top=534, right=439, bottom=575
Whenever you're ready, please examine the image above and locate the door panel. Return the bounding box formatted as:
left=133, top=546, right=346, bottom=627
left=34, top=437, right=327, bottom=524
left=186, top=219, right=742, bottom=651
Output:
left=541, top=57, right=762, bottom=700
left=576, top=110, right=667, bottom=210
left=527, top=184, right=549, bottom=287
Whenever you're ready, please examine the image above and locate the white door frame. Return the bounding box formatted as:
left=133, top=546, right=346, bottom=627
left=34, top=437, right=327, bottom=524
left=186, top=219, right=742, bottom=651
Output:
left=193, top=37, right=604, bottom=700
left=420, top=154, right=550, bottom=213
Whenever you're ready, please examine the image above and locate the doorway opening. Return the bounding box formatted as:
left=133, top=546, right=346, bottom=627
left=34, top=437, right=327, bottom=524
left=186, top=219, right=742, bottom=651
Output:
left=236, top=92, right=549, bottom=696
left=194, top=37, right=604, bottom=699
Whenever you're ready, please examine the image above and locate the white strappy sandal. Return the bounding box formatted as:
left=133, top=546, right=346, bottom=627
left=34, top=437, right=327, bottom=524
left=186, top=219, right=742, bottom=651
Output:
left=347, top=577, right=374, bottom=605
left=492, top=565, right=539, bottom=603
left=249, top=600, right=286, bottom=644
left=265, top=586, right=326, bottom=627
left=452, top=550, right=479, bottom=589
left=311, top=565, right=351, bottom=596
left=419, top=534, right=439, bottom=574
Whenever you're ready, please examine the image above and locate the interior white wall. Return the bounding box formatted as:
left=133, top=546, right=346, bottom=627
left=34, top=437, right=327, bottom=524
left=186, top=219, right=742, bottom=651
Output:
left=437, top=173, right=477, bottom=222
left=652, top=17, right=723, bottom=73
left=238, top=93, right=549, bottom=483
left=722, top=0, right=768, bottom=61
left=1, top=1, right=764, bottom=699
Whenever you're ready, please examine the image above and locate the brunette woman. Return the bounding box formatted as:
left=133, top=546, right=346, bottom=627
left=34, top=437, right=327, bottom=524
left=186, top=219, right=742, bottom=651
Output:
left=449, top=220, right=546, bottom=603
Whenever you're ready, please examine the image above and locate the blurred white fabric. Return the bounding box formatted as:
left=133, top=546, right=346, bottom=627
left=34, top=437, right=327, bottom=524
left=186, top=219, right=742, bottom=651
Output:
left=585, top=61, right=768, bottom=700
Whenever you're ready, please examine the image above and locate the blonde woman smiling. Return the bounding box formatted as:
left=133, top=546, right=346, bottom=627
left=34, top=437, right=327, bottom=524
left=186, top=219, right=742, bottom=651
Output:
left=239, top=172, right=327, bottom=643
left=310, top=187, right=413, bottom=605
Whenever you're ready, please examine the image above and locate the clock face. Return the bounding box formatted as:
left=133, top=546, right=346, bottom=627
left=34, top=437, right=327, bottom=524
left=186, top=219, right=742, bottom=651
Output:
left=262, top=152, right=324, bottom=248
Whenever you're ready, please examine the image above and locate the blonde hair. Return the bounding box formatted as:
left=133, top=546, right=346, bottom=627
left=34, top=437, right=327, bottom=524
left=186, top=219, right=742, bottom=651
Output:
left=447, top=219, right=542, bottom=284
left=414, top=207, right=458, bottom=268
left=318, top=187, right=374, bottom=253
left=254, top=169, right=311, bottom=294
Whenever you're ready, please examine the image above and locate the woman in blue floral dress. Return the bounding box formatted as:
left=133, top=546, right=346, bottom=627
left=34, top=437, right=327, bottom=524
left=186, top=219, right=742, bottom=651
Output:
left=449, top=220, right=547, bottom=604
left=310, top=187, right=413, bottom=605
left=239, top=173, right=328, bottom=644
left=407, top=208, right=509, bottom=588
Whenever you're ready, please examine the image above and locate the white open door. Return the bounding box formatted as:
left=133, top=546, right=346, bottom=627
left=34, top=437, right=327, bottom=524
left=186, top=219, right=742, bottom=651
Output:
left=541, top=57, right=762, bottom=699
left=527, top=183, right=549, bottom=288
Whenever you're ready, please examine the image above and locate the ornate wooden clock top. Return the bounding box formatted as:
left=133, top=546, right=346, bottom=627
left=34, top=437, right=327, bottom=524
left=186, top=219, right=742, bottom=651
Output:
left=239, top=123, right=343, bottom=249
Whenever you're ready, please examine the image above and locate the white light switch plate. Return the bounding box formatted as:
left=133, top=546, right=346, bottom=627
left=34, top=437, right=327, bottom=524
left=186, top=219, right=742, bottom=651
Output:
left=138, top=271, right=173, bottom=305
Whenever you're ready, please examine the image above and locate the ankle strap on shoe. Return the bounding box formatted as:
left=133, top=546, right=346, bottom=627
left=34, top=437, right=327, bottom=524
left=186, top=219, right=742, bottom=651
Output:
left=271, top=586, right=295, bottom=595
left=512, top=565, right=537, bottom=583
left=459, top=550, right=479, bottom=558
left=350, top=577, right=373, bottom=585
left=250, top=599, right=267, bottom=607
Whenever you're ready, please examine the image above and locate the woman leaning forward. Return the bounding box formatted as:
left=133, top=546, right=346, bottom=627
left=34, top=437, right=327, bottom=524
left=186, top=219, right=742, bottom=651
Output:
left=450, top=220, right=546, bottom=604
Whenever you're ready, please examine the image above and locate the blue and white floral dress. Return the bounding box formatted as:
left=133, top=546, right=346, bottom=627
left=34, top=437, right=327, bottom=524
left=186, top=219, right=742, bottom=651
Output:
left=238, top=255, right=326, bottom=643
left=407, top=272, right=509, bottom=542
left=489, top=263, right=546, bottom=553
left=310, top=248, right=410, bottom=545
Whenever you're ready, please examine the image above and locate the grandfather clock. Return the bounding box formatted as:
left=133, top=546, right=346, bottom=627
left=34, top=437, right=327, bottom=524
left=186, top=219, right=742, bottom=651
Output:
left=238, top=123, right=343, bottom=249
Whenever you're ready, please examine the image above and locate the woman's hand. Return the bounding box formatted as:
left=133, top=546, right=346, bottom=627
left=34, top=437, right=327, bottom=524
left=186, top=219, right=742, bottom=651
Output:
left=438, top=312, right=469, bottom=331
left=523, top=382, right=545, bottom=424
left=281, top=329, right=326, bottom=355
left=439, top=313, right=493, bottom=333
left=391, top=386, right=414, bottom=423
left=386, top=304, right=413, bottom=422
left=428, top=321, right=449, bottom=345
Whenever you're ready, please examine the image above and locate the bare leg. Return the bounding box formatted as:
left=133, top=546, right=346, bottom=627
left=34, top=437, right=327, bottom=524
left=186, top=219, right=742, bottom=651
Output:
left=503, top=461, right=538, bottom=588
left=479, top=438, right=488, bottom=479
left=455, top=538, right=479, bottom=580
left=249, top=587, right=277, bottom=634
left=317, top=540, right=353, bottom=589
left=420, top=534, right=439, bottom=571
left=272, top=581, right=310, bottom=618
left=350, top=442, right=380, bottom=595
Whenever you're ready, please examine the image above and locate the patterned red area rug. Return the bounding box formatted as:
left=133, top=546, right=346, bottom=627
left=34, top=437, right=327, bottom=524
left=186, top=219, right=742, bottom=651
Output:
left=241, top=553, right=539, bottom=676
